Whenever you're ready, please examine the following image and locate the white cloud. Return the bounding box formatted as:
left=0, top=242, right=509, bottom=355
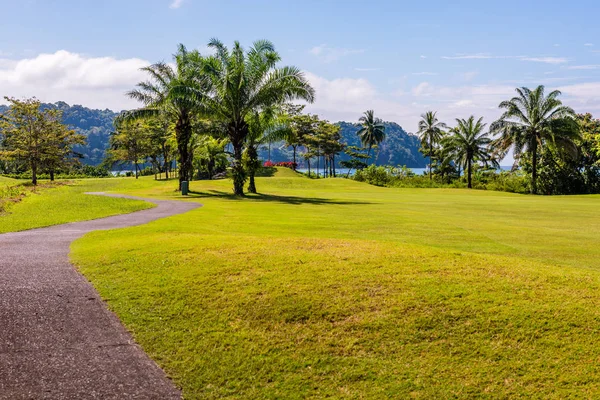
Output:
left=585, top=43, right=594, bottom=47
left=309, top=44, right=364, bottom=63
left=442, top=53, right=568, bottom=64
left=420, top=55, right=427, bottom=59
left=567, top=65, right=600, bottom=70
left=0, top=50, right=149, bottom=110
left=520, top=57, right=568, bottom=65
left=169, top=0, right=184, bottom=9
left=412, top=72, right=438, bottom=76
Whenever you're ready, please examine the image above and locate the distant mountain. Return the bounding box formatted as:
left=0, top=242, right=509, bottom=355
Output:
left=0, top=102, right=426, bottom=168
left=259, top=121, right=427, bottom=168
left=336, top=121, right=426, bottom=168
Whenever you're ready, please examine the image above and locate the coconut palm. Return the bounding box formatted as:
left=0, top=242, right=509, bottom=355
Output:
left=200, top=39, right=315, bottom=195
left=443, top=116, right=496, bottom=188
left=124, top=44, right=206, bottom=189
left=417, top=111, right=447, bottom=180
left=490, top=85, right=579, bottom=194
left=245, top=107, right=288, bottom=193
left=357, top=110, right=386, bottom=164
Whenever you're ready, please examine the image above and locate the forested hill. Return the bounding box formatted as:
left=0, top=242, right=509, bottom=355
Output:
left=0, top=102, right=119, bottom=166
left=336, top=121, right=426, bottom=168
left=0, top=102, right=426, bottom=168
left=259, top=121, right=426, bottom=168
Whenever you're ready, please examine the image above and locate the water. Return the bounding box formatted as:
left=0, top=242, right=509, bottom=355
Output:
left=296, top=166, right=512, bottom=177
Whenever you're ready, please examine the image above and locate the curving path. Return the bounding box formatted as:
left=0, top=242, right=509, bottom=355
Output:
left=0, top=193, right=201, bottom=399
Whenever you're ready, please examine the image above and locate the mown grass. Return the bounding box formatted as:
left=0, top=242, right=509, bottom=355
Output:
left=0, top=178, right=155, bottom=233
left=70, top=169, right=600, bottom=398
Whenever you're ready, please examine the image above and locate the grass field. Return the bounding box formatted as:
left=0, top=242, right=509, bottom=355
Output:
left=68, top=169, right=600, bottom=398
left=0, top=178, right=154, bottom=233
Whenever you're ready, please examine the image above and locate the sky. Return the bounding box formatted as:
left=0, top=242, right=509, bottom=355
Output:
left=1, top=0, right=600, bottom=137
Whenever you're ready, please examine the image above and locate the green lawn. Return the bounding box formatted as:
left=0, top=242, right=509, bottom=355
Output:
left=69, top=169, right=600, bottom=398
left=0, top=178, right=155, bottom=233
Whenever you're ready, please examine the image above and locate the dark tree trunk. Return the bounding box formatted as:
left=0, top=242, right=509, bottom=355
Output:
left=332, top=154, right=336, bottom=177
left=229, top=122, right=248, bottom=196
left=175, top=114, right=193, bottom=190
left=135, top=162, right=139, bottom=179
left=31, top=162, right=37, bottom=186
left=467, top=159, right=472, bottom=189
left=247, top=145, right=258, bottom=194
left=292, top=146, right=297, bottom=170
left=50, top=170, right=55, bottom=182
left=161, top=143, right=169, bottom=180
left=429, top=142, right=433, bottom=181
left=307, top=158, right=311, bottom=177
left=531, top=138, right=538, bottom=195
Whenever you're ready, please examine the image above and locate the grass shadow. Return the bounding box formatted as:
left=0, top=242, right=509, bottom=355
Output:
left=187, top=190, right=372, bottom=205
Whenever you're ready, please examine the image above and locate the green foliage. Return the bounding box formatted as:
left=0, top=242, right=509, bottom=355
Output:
left=417, top=111, right=448, bottom=179
left=443, top=116, right=497, bottom=188
left=356, top=110, right=386, bottom=158
left=202, top=39, right=315, bottom=195
left=490, top=85, right=578, bottom=194
left=0, top=97, right=85, bottom=184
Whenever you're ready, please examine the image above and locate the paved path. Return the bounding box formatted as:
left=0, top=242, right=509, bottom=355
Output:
left=0, top=193, right=201, bottom=399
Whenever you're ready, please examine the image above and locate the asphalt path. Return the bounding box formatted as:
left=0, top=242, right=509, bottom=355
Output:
left=0, top=193, right=201, bottom=399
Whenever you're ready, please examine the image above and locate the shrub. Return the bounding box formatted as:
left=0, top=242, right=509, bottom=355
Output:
left=263, top=161, right=297, bottom=169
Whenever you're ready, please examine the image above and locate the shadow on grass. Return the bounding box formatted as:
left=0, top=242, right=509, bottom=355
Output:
left=187, top=190, right=371, bottom=205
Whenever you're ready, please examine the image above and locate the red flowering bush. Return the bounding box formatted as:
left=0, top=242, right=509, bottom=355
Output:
left=263, top=161, right=297, bottom=169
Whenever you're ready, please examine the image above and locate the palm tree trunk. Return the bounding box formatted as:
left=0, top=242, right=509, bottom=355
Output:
left=247, top=146, right=258, bottom=194
left=531, top=139, right=538, bottom=195
left=230, top=123, right=248, bottom=196
left=429, top=142, right=433, bottom=181
left=467, top=159, right=472, bottom=189
left=175, top=115, right=192, bottom=190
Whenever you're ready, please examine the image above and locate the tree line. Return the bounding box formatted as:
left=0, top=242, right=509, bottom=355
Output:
left=415, top=86, right=600, bottom=195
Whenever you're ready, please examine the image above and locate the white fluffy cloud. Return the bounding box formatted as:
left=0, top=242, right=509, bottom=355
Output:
left=0, top=50, right=149, bottom=110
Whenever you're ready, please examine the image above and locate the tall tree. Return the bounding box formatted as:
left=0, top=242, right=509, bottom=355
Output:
left=109, top=120, right=152, bottom=179
left=443, top=116, right=496, bottom=188
left=490, top=86, right=578, bottom=194
left=200, top=39, right=315, bottom=195
left=417, top=111, right=447, bottom=180
left=245, top=107, right=287, bottom=193
left=0, top=97, right=84, bottom=184
left=357, top=110, right=386, bottom=164
left=124, top=44, right=206, bottom=188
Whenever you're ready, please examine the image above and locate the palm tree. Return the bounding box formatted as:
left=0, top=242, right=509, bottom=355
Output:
left=245, top=107, right=288, bottom=193
left=200, top=39, right=315, bottom=195
left=490, top=86, right=578, bottom=194
left=417, top=111, right=447, bottom=180
left=357, top=110, right=386, bottom=164
left=124, top=44, right=206, bottom=189
left=443, top=116, right=496, bottom=188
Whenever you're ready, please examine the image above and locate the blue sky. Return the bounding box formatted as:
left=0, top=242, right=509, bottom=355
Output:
left=1, top=0, right=600, bottom=135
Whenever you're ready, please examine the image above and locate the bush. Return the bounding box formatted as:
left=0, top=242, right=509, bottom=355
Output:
left=353, top=164, right=528, bottom=194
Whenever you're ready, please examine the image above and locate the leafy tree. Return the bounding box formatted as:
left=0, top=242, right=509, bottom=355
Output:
left=0, top=97, right=84, bottom=184
left=125, top=44, right=206, bottom=188
left=245, top=107, right=288, bottom=193
left=194, top=136, right=228, bottom=180
left=443, top=116, right=496, bottom=188
left=490, top=86, right=578, bottom=194
left=357, top=110, right=386, bottom=163
left=201, top=39, right=315, bottom=195
left=145, top=115, right=175, bottom=179
left=417, top=111, right=447, bottom=180
left=340, top=146, right=370, bottom=177
left=109, top=120, right=152, bottom=179
left=317, top=121, right=345, bottom=177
